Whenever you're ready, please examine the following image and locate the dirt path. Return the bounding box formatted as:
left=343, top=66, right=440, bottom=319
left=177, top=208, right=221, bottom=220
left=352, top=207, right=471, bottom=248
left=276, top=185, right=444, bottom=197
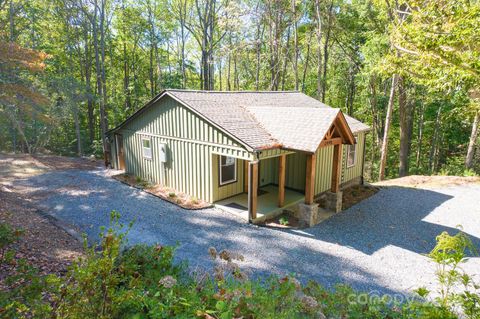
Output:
left=0, top=154, right=101, bottom=288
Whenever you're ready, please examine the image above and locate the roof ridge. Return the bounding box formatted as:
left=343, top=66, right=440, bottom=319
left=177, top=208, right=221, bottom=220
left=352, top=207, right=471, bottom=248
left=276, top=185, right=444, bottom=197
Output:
left=165, top=89, right=301, bottom=94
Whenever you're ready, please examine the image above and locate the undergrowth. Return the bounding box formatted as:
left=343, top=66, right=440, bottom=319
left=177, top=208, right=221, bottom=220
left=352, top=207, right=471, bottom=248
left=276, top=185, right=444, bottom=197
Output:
left=0, top=211, right=478, bottom=318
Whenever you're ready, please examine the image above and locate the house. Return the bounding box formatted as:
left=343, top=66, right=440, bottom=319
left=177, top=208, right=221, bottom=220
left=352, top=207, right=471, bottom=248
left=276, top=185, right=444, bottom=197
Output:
left=107, top=90, right=370, bottom=224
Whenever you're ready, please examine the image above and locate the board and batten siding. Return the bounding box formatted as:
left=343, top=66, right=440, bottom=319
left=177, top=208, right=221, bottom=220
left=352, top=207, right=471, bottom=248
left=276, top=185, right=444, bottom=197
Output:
left=341, top=132, right=366, bottom=185
left=211, top=156, right=246, bottom=201
left=255, top=131, right=366, bottom=196
left=118, top=96, right=253, bottom=203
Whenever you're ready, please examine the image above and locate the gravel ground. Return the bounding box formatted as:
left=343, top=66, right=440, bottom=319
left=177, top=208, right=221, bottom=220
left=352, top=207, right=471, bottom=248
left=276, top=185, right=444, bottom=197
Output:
left=10, top=167, right=480, bottom=297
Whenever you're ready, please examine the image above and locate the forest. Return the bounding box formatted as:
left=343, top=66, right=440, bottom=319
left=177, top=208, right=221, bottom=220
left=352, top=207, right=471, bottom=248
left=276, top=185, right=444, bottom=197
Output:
left=0, top=0, right=479, bottom=181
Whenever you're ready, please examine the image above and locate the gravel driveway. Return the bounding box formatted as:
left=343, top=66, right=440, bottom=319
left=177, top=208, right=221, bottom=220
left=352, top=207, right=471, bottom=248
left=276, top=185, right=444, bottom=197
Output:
left=11, top=167, right=480, bottom=297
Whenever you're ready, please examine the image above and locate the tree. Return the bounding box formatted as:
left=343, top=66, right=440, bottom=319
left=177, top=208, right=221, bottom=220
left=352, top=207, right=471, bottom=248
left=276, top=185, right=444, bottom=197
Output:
left=391, top=0, right=480, bottom=169
left=0, top=42, right=51, bottom=154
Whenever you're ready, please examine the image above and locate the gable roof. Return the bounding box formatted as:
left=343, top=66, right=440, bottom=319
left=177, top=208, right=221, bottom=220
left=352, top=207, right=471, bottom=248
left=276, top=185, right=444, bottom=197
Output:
left=109, top=89, right=370, bottom=153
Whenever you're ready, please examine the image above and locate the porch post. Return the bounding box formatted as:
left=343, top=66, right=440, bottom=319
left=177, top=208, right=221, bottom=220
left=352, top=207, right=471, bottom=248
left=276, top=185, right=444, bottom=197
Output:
left=248, top=161, right=259, bottom=221
left=331, top=144, right=342, bottom=193
left=243, top=160, right=248, bottom=193
left=305, top=153, right=316, bottom=204
left=278, top=154, right=286, bottom=207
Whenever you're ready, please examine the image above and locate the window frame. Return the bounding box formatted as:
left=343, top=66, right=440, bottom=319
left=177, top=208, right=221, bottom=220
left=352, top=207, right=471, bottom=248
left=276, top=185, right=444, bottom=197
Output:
left=218, top=155, right=237, bottom=186
left=142, top=137, right=153, bottom=160
left=346, top=143, right=357, bottom=168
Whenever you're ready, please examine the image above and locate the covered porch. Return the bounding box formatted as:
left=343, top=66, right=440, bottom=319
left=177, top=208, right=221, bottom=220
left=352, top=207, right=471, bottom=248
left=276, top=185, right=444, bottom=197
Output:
left=243, top=111, right=354, bottom=225
left=215, top=184, right=304, bottom=223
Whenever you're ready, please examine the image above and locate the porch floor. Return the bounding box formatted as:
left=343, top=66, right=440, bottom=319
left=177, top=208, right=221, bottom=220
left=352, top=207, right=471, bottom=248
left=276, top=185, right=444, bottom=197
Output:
left=215, top=185, right=305, bottom=223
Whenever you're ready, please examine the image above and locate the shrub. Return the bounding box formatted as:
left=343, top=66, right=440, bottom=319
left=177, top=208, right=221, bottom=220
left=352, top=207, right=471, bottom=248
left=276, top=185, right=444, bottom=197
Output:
left=416, top=230, right=480, bottom=318
left=1, top=213, right=479, bottom=318
left=279, top=216, right=289, bottom=226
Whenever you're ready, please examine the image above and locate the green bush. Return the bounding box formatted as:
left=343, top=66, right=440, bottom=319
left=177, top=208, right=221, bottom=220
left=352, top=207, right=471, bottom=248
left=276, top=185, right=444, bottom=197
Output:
left=0, top=213, right=478, bottom=318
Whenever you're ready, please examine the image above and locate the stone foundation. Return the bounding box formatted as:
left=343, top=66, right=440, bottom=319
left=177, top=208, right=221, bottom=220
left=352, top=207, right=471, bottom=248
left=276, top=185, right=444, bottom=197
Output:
left=298, top=203, right=319, bottom=228
left=324, top=191, right=343, bottom=213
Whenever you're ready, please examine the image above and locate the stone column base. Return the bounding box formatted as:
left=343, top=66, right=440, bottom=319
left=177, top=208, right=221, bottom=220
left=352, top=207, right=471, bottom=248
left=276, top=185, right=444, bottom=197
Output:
left=298, top=203, right=319, bottom=228
left=324, top=191, right=343, bottom=213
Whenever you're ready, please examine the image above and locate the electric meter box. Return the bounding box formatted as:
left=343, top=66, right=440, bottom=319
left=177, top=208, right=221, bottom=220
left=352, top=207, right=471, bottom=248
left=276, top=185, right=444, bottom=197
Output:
left=159, top=143, right=167, bottom=163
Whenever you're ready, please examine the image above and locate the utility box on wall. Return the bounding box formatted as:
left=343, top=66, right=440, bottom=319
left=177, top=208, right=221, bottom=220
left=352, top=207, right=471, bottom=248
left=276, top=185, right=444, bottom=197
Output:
left=158, top=143, right=167, bottom=163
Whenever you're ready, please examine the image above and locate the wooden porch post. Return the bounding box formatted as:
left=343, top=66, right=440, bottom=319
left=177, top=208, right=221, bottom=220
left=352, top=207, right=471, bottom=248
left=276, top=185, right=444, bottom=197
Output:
left=248, top=161, right=259, bottom=221
left=305, top=153, right=316, bottom=204
left=278, top=154, right=286, bottom=207
left=243, top=160, right=248, bottom=193
left=331, top=144, right=342, bottom=193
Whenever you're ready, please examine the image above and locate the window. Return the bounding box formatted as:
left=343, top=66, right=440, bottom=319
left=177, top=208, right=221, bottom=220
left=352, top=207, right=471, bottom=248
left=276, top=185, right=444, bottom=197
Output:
left=142, top=138, right=152, bottom=159
left=219, top=156, right=236, bottom=185
left=347, top=143, right=356, bottom=167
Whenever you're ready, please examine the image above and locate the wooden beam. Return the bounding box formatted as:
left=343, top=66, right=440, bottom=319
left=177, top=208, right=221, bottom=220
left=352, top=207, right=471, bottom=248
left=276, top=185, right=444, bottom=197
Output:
left=331, top=144, right=342, bottom=193
left=278, top=154, right=286, bottom=207
left=243, top=160, right=248, bottom=193
left=305, top=153, right=316, bottom=204
left=320, top=137, right=342, bottom=148
left=248, top=161, right=258, bottom=221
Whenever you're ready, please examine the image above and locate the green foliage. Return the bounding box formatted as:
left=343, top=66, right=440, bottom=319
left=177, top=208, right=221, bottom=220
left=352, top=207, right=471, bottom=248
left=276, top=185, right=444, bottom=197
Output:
left=425, top=230, right=480, bottom=317
left=1, top=213, right=479, bottom=318
left=279, top=216, right=289, bottom=226
left=0, top=223, right=23, bottom=264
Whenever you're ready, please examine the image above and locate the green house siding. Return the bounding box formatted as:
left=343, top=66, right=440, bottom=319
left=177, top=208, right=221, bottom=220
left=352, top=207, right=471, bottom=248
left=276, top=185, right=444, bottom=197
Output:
left=254, top=131, right=366, bottom=196
left=111, top=94, right=367, bottom=204
left=285, top=152, right=307, bottom=191
left=341, top=132, right=366, bottom=185
left=211, top=155, right=246, bottom=202
left=117, top=96, right=253, bottom=202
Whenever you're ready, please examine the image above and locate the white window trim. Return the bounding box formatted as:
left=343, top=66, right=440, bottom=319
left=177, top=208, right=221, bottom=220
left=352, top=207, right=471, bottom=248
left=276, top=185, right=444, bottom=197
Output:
left=219, top=156, right=237, bottom=186
left=347, top=143, right=357, bottom=168
left=142, top=137, right=152, bottom=160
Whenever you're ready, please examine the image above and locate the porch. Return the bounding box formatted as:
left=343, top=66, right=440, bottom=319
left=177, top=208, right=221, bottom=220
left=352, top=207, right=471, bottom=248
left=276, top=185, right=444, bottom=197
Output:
left=215, top=185, right=305, bottom=223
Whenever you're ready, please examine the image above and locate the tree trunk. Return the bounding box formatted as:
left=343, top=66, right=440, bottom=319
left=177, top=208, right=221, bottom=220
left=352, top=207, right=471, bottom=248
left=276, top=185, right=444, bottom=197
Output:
left=415, top=102, right=425, bottom=171
left=314, top=0, right=322, bottom=100
left=292, top=0, right=298, bottom=90
left=379, top=74, right=398, bottom=181
left=321, top=1, right=334, bottom=103
left=398, top=76, right=414, bottom=177
left=429, top=106, right=442, bottom=173
left=465, top=110, right=480, bottom=169
left=73, top=104, right=82, bottom=156
left=301, top=31, right=313, bottom=93
left=369, top=75, right=378, bottom=180
left=280, top=26, right=291, bottom=91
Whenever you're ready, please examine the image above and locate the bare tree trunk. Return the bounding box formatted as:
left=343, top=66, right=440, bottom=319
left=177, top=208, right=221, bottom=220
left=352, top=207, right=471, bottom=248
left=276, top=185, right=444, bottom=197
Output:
left=398, top=76, right=414, bottom=177
left=178, top=0, right=187, bottom=88
left=321, top=1, right=334, bottom=102
left=233, top=51, right=239, bottom=90
left=369, top=75, right=378, bottom=180
left=9, top=0, right=17, bottom=153
left=218, top=58, right=222, bottom=90
left=301, top=31, right=313, bottom=93
left=465, top=110, right=480, bottom=169
left=379, top=74, right=398, bottom=181
left=314, top=0, right=322, bottom=100
left=92, top=0, right=108, bottom=161
left=73, top=104, right=82, bottom=156
left=227, top=51, right=231, bottom=90
left=291, top=0, right=298, bottom=90
left=84, top=29, right=95, bottom=143
left=280, top=26, right=291, bottom=91
left=415, top=102, right=424, bottom=171
left=346, top=64, right=356, bottom=115
left=429, top=106, right=442, bottom=172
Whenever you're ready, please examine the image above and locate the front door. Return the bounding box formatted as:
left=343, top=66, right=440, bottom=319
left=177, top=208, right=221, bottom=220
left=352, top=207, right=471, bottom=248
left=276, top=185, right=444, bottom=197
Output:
left=116, top=134, right=125, bottom=170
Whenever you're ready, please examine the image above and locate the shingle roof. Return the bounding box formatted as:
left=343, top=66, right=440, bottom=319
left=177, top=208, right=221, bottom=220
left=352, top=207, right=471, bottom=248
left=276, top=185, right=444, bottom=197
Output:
left=167, top=90, right=370, bottom=152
